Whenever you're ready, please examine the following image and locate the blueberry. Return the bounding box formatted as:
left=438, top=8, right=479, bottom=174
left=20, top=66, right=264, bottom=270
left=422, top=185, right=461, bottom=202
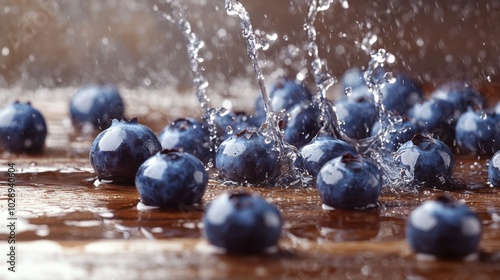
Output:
left=406, top=195, right=482, bottom=259
left=488, top=150, right=500, bottom=187
left=283, top=102, right=321, bottom=148
left=316, top=153, right=382, bottom=210
left=455, top=109, right=500, bottom=155
left=203, top=191, right=282, bottom=254
left=408, top=98, right=456, bottom=144
left=0, top=101, right=47, bottom=153
left=431, top=80, right=486, bottom=113
left=341, top=67, right=365, bottom=93
left=158, top=117, right=213, bottom=164
left=69, top=84, right=125, bottom=130
left=395, top=134, right=455, bottom=187
left=135, top=150, right=208, bottom=208
left=215, top=110, right=263, bottom=141
left=495, top=101, right=500, bottom=116
left=90, top=118, right=162, bottom=184
left=379, top=72, right=423, bottom=115
left=255, top=78, right=313, bottom=116
left=216, top=129, right=280, bottom=184
left=371, top=117, right=421, bottom=152
left=298, top=131, right=357, bottom=177
left=335, top=97, right=377, bottom=139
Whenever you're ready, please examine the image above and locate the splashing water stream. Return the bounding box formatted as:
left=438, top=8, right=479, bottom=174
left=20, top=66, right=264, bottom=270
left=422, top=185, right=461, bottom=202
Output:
left=225, top=0, right=302, bottom=185
left=154, top=0, right=218, bottom=163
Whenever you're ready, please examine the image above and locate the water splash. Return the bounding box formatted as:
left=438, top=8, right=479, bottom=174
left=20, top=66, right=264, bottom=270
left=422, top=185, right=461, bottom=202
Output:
left=155, top=0, right=218, bottom=160
left=304, top=0, right=338, bottom=135
left=225, top=0, right=302, bottom=186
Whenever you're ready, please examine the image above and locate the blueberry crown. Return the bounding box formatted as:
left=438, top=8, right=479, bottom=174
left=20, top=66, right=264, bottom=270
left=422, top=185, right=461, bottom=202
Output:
left=160, top=149, right=183, bottom=159
left=411, top=134, right=434, bottom=150
left=228, top=191, right=255, bottom=209
left=340, top=153, right=364, bottom=170
left=435, top=194, right=458, bottom=207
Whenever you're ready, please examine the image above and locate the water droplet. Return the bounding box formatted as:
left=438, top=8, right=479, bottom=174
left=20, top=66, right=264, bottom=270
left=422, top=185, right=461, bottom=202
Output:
left=225, top=126, right=234, bottom=135
left=340, top=0, right=349, bottom=9
left=344, top=86, right=353, bottom=96
left=1, top=47, right=10, bottom=56
left=384, top=72, right=396, bottom=84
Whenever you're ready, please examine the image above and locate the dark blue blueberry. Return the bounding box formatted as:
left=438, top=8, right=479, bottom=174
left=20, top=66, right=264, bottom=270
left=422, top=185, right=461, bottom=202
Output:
left=90, top=118, right=162, bottom=184
left=158, top=117, right=213, bottom=164
left=371, top=117, right=421, bottom=152
left=489, top=150, right=500, bottom=187
left=215, top=129, right=280, bottom=184
left=341, top=67, right=365, bottom=93
left=316, top=153, right=382, bottom=210
left=298, top=131, right=357, bottom=177
left=0, top=101, right=47, bottom=153
left=431, top=80, right=486, bottom=114
left=203, top=191, right=282, bottom=254
left=406, top=195, right=482, bottom=259
left=379, top=72, right=423, bottom=115
left=455, top=109, right=500, bottom=155
left=495, top=101, right=500, bottom=115
left=69, top=84, right=125, bottom=130
left=214, top=109, right=264, bottom=142
left=408, top=98, right=456, bottom=144
left=335, top=97, right=377, bottom=139
left=255, top=78, right=313, bottom=116
left=283, top=102, right=321, bottom=148
left=395, top=134, right=455, bottom=187
left=135, top=150, right=208, bottom=208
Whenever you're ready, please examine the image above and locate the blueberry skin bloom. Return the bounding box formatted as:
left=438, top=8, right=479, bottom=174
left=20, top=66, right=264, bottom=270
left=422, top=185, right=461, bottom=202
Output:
left=406, top=195, right=482, bottom=259
left=455, top=109, right=500, bottom=155
left=158, top=117, right=213, bottom=164
left=316, top=153, right=382, bottom=210
left=298, top=132, right=357, bottom=177
left=395, top=134, right=455, bottom=186
left=380, top=73, right=423, bottom=116
left=90, top=119, right=162, bottom=184
left=489, top=150, right=500, bottom=187
left=371, top=118, right=421, bottom=152
left=283, top=102, right=321, bottom=148
left=335, top=97, right=377, bottom=139
left=135, top=150, right=208, bottom=208
left=69, top=84, right=125, bottom=130
left=203, top=191, right=282, bottom=254
left=216, top=129, right=280, bottom=184
left=0, top=101, right=47, bottom=153
left=255, top=78, right=313, bottom=116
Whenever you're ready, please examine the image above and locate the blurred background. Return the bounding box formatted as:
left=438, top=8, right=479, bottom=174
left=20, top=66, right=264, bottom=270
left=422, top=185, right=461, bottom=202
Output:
left=0, top=0, right=499, bottom=91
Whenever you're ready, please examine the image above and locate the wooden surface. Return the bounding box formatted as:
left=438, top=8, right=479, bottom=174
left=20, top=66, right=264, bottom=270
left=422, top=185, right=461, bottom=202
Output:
left=0, top=90, right=500, bottom=280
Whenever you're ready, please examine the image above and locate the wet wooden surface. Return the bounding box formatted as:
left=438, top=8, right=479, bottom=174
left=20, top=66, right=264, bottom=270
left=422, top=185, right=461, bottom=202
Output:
left=1, top=90, right=500, bottom=280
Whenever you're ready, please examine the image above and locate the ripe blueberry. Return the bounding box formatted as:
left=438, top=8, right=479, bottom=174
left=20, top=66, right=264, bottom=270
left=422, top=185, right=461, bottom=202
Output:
left=371, top=117, right=421, bottom=152
left=395, top=134, right=455, bottom=187
left=283, top=102, right=321, bottom=148
left=158, top=117, right=213, bottom=164
left=135, top=150, right=208, bottom=208
left=455, top=109, right=500, bottom=155
left=216, top=129, right=280, bottom=184
left=69, top=84, right=125, bottom=130
left=489, top=150, right=500, bottom=187
left=298, top=131, right=357, bottom=177
left=431, top=80, right=486, bottom=114
left=90, top=118, right=162, bottom=184
left=316, top=153, right=382, bottom=210
left=335, top=97, right=377, bottom=139
left=255, top=78, right=313, bottom=116
left=203, top=191, right=282, bottom=254
left=408, top=98, right=456, bottom=144
left=0, top=101, right=47, bottom=153
left=406, top=195, right=482, bottom=259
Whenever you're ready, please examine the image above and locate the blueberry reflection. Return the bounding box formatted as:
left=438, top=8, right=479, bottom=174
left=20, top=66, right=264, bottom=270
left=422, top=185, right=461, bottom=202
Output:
left=317, top=209, right=381, bottom=242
